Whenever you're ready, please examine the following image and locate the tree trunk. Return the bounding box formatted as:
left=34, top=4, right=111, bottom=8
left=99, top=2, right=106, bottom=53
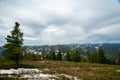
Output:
left=15, top=60, right=19, bottom=68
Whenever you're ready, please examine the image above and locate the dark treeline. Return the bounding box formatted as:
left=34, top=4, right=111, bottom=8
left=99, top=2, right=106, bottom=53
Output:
left=24, top=47, right=120, bottom=65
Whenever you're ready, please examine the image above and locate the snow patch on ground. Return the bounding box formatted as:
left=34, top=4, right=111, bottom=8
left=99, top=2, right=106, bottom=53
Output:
left=60, top=74, right=80, bottom=80
left=22, top=73, right=57, bottom=80
left=0, top=68, right=81, bottom=80
left=0, top=68, right=40, bottom=74
left=116, top=70, right=120, bottom=72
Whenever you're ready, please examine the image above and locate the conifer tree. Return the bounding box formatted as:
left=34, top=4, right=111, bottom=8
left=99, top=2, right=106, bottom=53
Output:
left=118, top=51, right=120, bottom=65
left=3, top=22, right=24, bottom=67
left=66, top=50, right=71, bottom=61
left=97, top=48, right=105, bottom=64
left=57, top=50, right=62, bottom=60
left=72, top=50, right=81, bottom=62
left=86, top=50, right=92, bottom=62
left=50, top=51, right=56, bottom=60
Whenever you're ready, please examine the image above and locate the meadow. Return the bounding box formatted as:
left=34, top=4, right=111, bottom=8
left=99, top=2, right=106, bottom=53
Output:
left=0, top=59, right=120, bottom=80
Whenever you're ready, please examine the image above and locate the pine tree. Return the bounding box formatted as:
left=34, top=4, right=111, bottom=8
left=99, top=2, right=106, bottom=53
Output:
left=66, top=50, right=71, bottom=61
left=3, top=22, right=24, bottom=67
left=86, top=50, right=92, bottom=62
left=57, top=50, right=62, bottom=60
left=72, top=50, right=81, bottom=62
left=50, top=51, right=56, bottom=60
left=91, top=52, right=97, bottom=63
left=46, top=54, right=50, bottom=60
left=118, top=51, right=120, bottom=65
left=97, top=48, right=105, bottom=64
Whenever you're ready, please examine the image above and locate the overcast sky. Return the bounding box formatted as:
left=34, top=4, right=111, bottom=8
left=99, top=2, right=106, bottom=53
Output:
left=0, top=0, right=120, bottom=45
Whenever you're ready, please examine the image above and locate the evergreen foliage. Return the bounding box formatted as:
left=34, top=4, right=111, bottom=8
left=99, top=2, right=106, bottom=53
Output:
left=50, top=51, right=56, bottom=60
left=3, top=22, right=24, bottom=67
left=86, top=50, right=92, bottom=62
left=118, top=51, right=120, bottom=64
left=56, top=51, right=62, bottom=60
left=97, top=48, right=106, bottom=64
left=71, top=50, right=81, bottom=62
left=66, top=50, right=71, bottom=61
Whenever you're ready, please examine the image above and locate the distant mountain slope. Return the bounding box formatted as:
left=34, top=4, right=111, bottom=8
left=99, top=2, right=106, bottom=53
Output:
left=24, top=43, right=120, bottom=58
left=0, top=43, right=120, bottom=58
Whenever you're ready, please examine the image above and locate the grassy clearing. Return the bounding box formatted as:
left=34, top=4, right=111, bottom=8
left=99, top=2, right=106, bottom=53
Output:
left=0, top=60, right=120, bottom=80
left=21, top=60, right=120, bottom=80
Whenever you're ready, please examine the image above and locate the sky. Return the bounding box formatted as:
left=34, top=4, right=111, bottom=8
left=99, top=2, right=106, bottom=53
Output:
left=0, top=0, right=120, bottom=45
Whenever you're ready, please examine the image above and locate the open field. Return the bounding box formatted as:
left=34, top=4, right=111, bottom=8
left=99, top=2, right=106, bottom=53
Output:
left=0, top=60, right=120, bottom=80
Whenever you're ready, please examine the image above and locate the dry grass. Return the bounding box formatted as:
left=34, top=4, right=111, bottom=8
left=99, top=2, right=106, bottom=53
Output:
left=35, top=60, right=120, bottom=80
left=0, top=60, right=120, bottom=80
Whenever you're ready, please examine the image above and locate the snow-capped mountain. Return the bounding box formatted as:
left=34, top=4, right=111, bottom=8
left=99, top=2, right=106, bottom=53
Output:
left=23, top=43, right=120, bottom=58
left=0, top=43, right=120, bottom=58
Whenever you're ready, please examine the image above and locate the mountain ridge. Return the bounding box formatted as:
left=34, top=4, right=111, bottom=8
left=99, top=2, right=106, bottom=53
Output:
left=0, top=43, right=120, bottom=58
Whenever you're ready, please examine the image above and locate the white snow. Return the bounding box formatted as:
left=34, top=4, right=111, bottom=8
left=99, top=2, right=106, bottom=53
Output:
left=116, top=70, right=120, bottom=72
left=95, top=46, right=99, bottom=50
left=22, top=73, right=57, bottom=79
left=60, top=74, right=81, bottom=80
left=0, top=69, right=14, bottom=74
left=0, top=68, right=40, bottom=75
left=0, top=68, right=81, bottom=80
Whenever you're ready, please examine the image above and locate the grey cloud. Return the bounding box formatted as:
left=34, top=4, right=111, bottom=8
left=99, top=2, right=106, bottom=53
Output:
left=46, top=16, right=68, bottom=26
left=0, top=0, right=120, bottom=45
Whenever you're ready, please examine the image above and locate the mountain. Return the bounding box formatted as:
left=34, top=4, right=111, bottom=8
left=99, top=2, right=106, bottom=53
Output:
left=0, top=43, right=120, bottom=58
left=0, top=47, right=3, bottom=55
left=24, top=43, right=120, bottom=58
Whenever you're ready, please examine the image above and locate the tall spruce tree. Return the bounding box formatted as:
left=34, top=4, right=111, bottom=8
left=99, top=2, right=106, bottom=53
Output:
left=118, top=51, right=120, bottom=65
left=86, top=50, right=92, bottom=62
left=50, top=51, right=56, bottom=60
left=3, top=22, right=24, bottom=67
left=57, top=50, right=62, bottom=60
left=66, top=50, right=71, bottom=61
left=72, top=50, right=81, bottom=62
left=97, top=48, right=105, bottom=64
